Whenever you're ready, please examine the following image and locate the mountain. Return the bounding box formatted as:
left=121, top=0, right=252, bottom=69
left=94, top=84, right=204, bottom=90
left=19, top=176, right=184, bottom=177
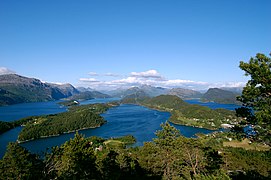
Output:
left=76, top=87, right=95, bottom=92
left=108, top=87, right=141, bottom=98
left=0, top=74, right=77, bottom=106
left=139, top=85, right=169, bottom=97
left=121, top=90, right=149, bottom=104
left=167, top=88, right=202, bottom=99
left=201, top=88, right=240, bottom=104
left=107, top=85, right=168, bottom=98
left=47, top=83, right=79, bottom=97
left=67, top=91, right=111, bottom=100
left=221, top=87, right=243, bottom=94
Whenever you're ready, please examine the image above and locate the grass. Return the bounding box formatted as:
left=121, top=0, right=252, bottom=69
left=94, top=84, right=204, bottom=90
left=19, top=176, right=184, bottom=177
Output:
left=104, top=140, right=124, bottom=148
left=223, top=138, right=270, bottom=151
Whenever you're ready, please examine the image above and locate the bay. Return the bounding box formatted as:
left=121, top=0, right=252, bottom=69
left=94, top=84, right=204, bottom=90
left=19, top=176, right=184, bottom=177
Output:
left=0, top=98, right=232, bottom=158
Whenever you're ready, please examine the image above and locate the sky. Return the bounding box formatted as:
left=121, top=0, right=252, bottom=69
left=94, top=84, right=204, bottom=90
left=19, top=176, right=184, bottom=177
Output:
left=0, top=0, right=270, bottom=90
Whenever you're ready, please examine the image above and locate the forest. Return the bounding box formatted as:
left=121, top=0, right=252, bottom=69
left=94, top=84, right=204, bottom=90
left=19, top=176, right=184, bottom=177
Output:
left=0, top=123, right=270, bottom=179
left=18, top=103, right=112, bottom=142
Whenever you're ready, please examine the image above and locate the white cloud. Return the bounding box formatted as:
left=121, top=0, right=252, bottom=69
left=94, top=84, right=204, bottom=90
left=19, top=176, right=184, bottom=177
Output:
left=104, top=73, right=120, bottom=77
left=130, top=70, right=163, bottom=79
left=210, top=82, right=246, bottom=88
left=88, top=72, right=99, bottom=76
left=0, top=67, right=16, bottom=75
left=79, top=78, right=100, bottom=82
left=78, top=69, right=246, bottom=90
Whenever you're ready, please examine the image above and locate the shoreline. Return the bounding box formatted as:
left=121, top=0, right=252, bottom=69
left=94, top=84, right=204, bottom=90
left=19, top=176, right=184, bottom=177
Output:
left=122, top=102, right=221, bottom=131
left=17, top=124, right=105, bottom=144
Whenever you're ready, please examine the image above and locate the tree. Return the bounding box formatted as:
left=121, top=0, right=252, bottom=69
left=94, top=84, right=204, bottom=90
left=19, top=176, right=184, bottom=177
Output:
left=44, top=132, right=98, bottom=179
left=236, top=53, right=271, bottom=142
left=153, top=122, right=181, bottom=179
left=0, top=143, right=44, bottom=179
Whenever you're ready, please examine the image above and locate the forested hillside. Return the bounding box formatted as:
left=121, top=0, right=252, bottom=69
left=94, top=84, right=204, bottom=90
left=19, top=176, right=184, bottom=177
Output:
left=18, top=104, right=111, bottom=142
left=1, top=123, right=270, bottom=179
left=123, top=95, right=239, bottom=129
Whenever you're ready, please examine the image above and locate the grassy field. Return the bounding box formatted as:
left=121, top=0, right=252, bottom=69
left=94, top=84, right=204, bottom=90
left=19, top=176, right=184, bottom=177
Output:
left=223, top=138, right=270, bottom=151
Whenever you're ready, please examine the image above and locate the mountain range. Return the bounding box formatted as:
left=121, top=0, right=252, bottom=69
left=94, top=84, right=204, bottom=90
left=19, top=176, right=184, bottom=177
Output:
left=0, top=74, right=109, bottom=106
left=0, top=74, right=242, bottom=106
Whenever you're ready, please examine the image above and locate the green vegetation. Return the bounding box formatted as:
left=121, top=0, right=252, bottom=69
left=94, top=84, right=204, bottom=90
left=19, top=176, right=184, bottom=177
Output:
left=1, top=123, right=270, bottom=179
left=236, top=53, right=271, bottom=145
left=0, top=116, right=40, bottom=134
left=0, top=121, right=14, bottom=134
left=18, top=104, right=110, bottom=142
left=58, top=100, right=79, bottom=107
left=123, top=94, right=240, bottom=129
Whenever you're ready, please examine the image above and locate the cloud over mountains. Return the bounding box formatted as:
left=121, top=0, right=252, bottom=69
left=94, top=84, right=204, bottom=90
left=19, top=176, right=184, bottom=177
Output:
left=79, top=69, right=245, bottom=90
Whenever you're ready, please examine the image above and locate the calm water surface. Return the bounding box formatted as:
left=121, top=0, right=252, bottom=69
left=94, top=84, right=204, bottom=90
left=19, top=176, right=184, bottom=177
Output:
left=185, top=99, right=240, bottom=110
left=0, top=98, right=233, bottom=158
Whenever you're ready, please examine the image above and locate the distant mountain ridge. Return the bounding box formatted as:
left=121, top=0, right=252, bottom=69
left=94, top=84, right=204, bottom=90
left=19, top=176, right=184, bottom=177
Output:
left=0, top=74, right=113, bottom=106
left=66, top=91, right=111, bottom=100
left=0, top=74, right=79, bottom=106
left=168, top=88, right=202, bottom=99
left=201, top=88, right=240, bottom=104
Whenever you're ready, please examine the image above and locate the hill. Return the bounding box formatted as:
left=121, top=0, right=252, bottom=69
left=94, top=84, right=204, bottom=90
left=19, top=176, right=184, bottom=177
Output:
left=18, top=103, right=110, bottom=141
left=167, top=88, right=202, bottom=99
left=123, top=95, right=239, bottom=129
left=0, top=74, right=78, bottom=106
left=201, top=88, right=240, bottom=104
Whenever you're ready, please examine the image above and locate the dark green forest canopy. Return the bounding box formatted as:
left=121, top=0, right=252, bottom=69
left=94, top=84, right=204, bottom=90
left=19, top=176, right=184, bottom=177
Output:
left=1, top=123, right=270, bottom=179
left=236, top=53, right=271, bottom=144
left=18, top=103, right=112, bottom=142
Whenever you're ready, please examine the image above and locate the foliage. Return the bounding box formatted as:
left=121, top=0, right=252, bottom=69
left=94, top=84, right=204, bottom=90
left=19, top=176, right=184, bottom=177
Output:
left=0, top=121, right=14, bottom=134
left=1, top=123, right=270, bottom=179
left=0, top=143, right=44, bottom=179
left=127, top=95, right=240, bottom=129
left=112, top=135, right=136, bottom=145
left=236, top=53, right=271, bottom=143
left=44, top=132, right=98, bottom=179
left=58, top=100, right=79, bottom=107
left=222, top=147, right=271, bottom=179
left=18, top=104, right=109, bottom=141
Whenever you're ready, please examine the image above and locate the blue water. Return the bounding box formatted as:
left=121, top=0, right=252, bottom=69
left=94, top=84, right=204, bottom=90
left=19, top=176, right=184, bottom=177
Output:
left=0, top=98, right=231, bottom=158
left=0, top=98, right=119, bottom=158
left=0, top=101, right=67, bottom=122
left=185, top=99, right=240, bottom=110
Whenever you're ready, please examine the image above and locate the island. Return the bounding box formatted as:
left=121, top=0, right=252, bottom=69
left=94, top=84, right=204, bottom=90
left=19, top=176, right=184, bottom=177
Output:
left=17, top=103, right=118, bottom=142
left=122, top=95, right=240, bottom=130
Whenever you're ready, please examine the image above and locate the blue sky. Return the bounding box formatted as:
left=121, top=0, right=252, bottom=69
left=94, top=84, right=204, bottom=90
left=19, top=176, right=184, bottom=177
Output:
left=0, top=0, right=270, bottom=90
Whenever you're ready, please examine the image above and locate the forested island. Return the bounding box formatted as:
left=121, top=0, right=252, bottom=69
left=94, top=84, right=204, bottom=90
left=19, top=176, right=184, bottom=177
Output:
left=122, top=94, right=240, bottom=130
left=17, top=103, right=116, bottom=142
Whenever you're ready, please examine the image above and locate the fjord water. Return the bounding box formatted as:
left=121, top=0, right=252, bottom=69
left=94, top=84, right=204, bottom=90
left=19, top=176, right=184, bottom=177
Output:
left=0, top=98, right=237, bottom=158
left=184, top=99, right=240, bottom=110
left=0, top=98, right=119, bottom=158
